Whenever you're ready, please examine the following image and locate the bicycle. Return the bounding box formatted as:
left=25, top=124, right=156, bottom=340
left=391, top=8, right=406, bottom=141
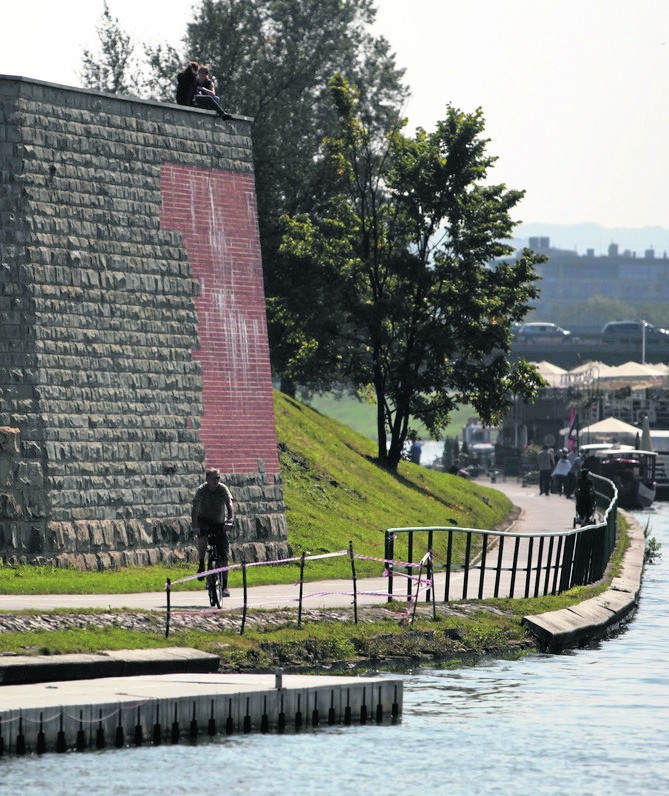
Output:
left=573, top=477, right=597, bottom=528
left=205, top=521, right=232, bottom=608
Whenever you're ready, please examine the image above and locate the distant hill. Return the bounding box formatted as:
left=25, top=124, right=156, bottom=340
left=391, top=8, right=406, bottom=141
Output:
left=512, top=223, right=669, bottom=257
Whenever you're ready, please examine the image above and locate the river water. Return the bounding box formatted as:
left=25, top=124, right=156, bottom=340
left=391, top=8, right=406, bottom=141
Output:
left=3, top=506, right=669, bottom=795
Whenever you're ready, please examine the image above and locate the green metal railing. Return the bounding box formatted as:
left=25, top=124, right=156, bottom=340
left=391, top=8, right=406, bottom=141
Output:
left=384, top=474, right=619, bottom=603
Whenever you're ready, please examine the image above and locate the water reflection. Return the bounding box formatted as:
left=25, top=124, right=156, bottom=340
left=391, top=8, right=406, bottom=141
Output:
left=3, top=505, right=669, bottom=795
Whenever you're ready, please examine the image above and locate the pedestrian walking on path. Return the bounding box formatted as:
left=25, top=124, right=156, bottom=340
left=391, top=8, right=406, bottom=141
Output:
left=537, top=445, right=554, bottom=496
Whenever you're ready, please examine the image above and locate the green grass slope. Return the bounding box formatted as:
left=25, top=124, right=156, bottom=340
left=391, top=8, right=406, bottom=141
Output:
left=274, top=392, right=511, bottom=579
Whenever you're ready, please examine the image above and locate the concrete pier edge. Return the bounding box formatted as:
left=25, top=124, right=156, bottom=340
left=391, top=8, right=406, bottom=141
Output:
left=0, top=647, right=220, bottom=686
left=0, top=671, right=403, bottom=755
left=522, top=509, right=646, bottom=652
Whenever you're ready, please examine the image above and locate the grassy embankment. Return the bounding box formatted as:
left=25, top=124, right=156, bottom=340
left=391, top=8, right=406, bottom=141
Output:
left=0, top=393, right=629, bottom=668
left=0, top=393, right=507, bottom=594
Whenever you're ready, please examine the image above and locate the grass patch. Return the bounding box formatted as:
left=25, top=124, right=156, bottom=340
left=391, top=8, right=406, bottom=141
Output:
left=273, top=393, right=508, bottom=578
left=0, top=611, right=533, bottom=668
left=0, top=625, right=170, bottom=656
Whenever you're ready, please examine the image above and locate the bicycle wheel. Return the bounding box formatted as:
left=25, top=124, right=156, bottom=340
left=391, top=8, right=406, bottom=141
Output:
left=207, top=555, right=222, bottom=608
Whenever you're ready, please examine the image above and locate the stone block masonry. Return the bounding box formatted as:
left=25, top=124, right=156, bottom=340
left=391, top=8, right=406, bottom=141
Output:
left=0, top=76, right=288, bottom=569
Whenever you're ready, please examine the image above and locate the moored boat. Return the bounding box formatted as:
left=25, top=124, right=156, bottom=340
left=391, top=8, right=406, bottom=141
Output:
left=580, top=443, right=656, bottom=509
left=649, top=430, right=669, bottom=500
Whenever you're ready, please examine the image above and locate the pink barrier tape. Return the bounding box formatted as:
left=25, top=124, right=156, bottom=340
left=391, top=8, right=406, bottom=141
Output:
left=382, top=568, right=427, bottom=585
left=168, top=581, right=434, bottom=618
left=164, top=548, right=436, bottom=624
left=169, top=549, right=350, bottom=587
left=243, top=555, right=302, bottom=568
left=170, top=563, right=240, bottom=587
left=167, top=589, right=392, bottom=617
left=384, top=572, right=433, bottom=620
left=353, top=552, right=423, bottom=568
left=292, top=589, right=393, bottom=600
left=302, top=550, right=348, bottom=562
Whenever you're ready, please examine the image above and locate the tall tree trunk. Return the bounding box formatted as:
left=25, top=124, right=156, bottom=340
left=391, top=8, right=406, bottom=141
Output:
left=376, top=391, right=388, bottom=467
left=280, top=375, right=296, bottom=398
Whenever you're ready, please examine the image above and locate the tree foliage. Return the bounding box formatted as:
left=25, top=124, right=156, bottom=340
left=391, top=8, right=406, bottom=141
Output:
left=281, top=76, right=546, bottom=470
left=80, top=2, right=136, bottom=95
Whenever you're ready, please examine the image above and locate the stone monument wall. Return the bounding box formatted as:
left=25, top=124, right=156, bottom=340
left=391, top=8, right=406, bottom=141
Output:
left=0, top=76, right=288, bottom=569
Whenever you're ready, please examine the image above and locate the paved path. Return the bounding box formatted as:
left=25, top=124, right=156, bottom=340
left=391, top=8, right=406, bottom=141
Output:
left=0, top=477, right=579, bottom=613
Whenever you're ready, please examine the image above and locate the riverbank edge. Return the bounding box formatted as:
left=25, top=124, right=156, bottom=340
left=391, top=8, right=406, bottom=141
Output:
left=522, top=509, right=645, bottom=653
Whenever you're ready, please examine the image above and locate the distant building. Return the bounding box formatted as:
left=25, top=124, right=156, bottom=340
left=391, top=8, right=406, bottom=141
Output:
left=526, top=237, right=669, bottom=309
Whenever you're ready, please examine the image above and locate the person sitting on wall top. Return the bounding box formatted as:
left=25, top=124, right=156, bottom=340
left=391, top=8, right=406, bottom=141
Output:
left=176, top=60, right=199, bottom=106
left=176, top=60, right=232, bottom=120
left=195, top=66, right=218, bottom=99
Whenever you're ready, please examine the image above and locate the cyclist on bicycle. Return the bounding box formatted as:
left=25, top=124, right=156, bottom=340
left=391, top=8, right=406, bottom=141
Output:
left=191, top=468, right=235, bottom=593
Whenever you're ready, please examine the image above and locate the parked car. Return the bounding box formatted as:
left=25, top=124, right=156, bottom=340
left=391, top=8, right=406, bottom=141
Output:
left=515, top=322, right=576, bottom=344
left=601, top=321, right=669, bottom=345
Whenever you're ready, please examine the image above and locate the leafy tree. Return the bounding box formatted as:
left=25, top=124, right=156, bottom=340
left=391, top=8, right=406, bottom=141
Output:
left=281, top=76, right=546, bottom=471
left=142, top=42, right=183, bottom=102
left=80, top=2, right=137, bottom=95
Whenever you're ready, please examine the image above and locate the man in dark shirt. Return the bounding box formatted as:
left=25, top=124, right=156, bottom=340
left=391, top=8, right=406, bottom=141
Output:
left=191, top=468, right=235, bottom=592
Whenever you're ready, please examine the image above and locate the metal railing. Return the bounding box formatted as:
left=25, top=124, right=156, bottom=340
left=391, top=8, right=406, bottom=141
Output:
left=384, top=473, right=619, bottom=603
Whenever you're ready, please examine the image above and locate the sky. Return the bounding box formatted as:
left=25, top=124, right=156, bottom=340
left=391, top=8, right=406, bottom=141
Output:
left=1, top=0, right=668, bottom=244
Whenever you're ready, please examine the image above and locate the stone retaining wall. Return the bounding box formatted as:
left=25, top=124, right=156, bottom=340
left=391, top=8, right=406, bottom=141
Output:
left=0, top=76, right=288, bottom=568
